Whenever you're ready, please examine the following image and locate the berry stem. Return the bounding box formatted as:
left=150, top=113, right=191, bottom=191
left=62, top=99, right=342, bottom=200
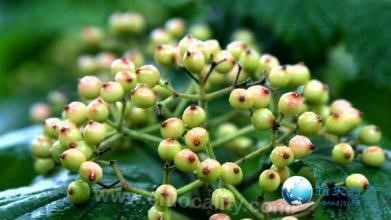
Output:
left=177, top=180, right=204, bottom=196
left=122, top=127, right=162, bottom=143
left=159, top=80, right=199, bottom=100
left=205, top=142, right=216, bottom=159
left=96, top=133, right=123, bottom=156
left=211, top=125, right=255, bottom=148
left=235, top=143, right=272, bottom=165
left=173, top=82, right=196, bottom=116
left=208, top=111, right=239, bottom=127
left=163, top=161, right=170, bottom=184
left=116, top=97, right=128, bottom=130
left=205, top=86, right=233, bottom=100
left=226, top=184, right=265, bottom=220
left=139, top=124, right=161, bottom=133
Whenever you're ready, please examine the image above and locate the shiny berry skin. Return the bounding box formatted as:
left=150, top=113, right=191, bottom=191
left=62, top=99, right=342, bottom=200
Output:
left=197, top=158, right=222, bottom=183
left=69, top=141, right=94, bottom=159
left=359, top=125, right=382, bottom=145
left=64, top=101, right=88, bottom=125
left=148, top=205, right=170, bottom=220
left=154, top=44, right=178, bottom=67
left=182, top=105, right=206, bottom=128
left=110, top=58, right=136, bottom=75
left=229, top=88, right=254, bottom=110
left=239, top=49, right=260, bottom=74
left=270, top=146, right=294, bottom=168
left=67, top=180, right=91, bottom=205
left=205, top=39, right=221, bottom=57
left=247, top=85, right=271, bottom=109
left=324, top=113, right=351, bottom=135
left=215, top=50, right=236, bottom=74
left=87, top=98, right=109, bottom=122
left=221, top=162, right=243, bottom=185
left=259, top=54, right=280, bottom=73
left=278, top=92, right=304, bottom=117
left=303, top=80, right=329, bottom=104
left=251, top=108, right=275, bottom=130
left=185, top=127, right=209, bottom=152
left=43, top=117, right=61, bottom=138
left=173, top=149, right=200, bottom=172
left=34, top=158, right=56, bottom=175
left=165, top=18, right=186, bottom=38
left=50, top=141, right=67, bottom=163
left=226, top=41, right=247, bottom=60
left=178, top=35, right=197, bottom=55
left=58, top=123, right=82, bottom=148
left=286, top=63, right=311, bottom=87
left=136, top=65, right=160, bottom=87
left=297, top=112, right=323, bottom=135
left=189, top=41, right=212, bottom=63
left=123, top=50, right=144, bottom=68
left=131, top=85, right=156, bottom=108
left=268, top=66, right=290, bottom=88
left=288, top=135, right=314, bottom=159
left=332, top=143, right=355, bottom=166
left=330, top=99, right=352, bottom=114
left=271, top=165, right=291, bottom=183
left=78, top=76, right=102, bottom=100
left=79, top=161, right=103, bottom=184
left=60, top=148, right=87, bottom=171
left=183, top=50, right=205, bottom=74
left=158, top=138, right=182, bottom=161
left=211, top=188, right=235, bottom=210
left=259, top=169, right=281, bottom=192
left=160, top=118, right=185, bottom=139
left=361, top=146, right=386, bottom=167
left=32, top=135, right=52, bottom=158
left=341, top=107, right=362, bottom=129
left=100, top=81, right=124, bottom=103
left=209, top=213, right=231, bottom=220
left=154, top=184, right=177, bottom=207
left=115, top=70, right=137, bottom=92
left=83, top=121, right=106, bottom=145
left=345, top=173, right=369, bottom=194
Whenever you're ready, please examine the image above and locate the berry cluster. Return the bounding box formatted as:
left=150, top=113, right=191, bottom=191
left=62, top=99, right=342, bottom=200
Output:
left=30, top=13, right=388, bottom=220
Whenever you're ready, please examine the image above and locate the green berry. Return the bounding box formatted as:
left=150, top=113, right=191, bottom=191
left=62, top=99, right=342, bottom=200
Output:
left=268, top=66, right=290, bottom=88
left=271, top=165, right=291, bottom=183
left=278, top=92, right=304, bottom=116
left=226, top=41, right=247, bottom=60
left=182, top=105, right=206, bottom=128
left=160, top=118, right=185, bottom=139
left=131, top=85, right=156, bottom=108
left=270, top=146, right=294, bottom=168
left=185, top=127, right=209, bottom=152
left=239, top=49, right=260, bottom=74
left=297, top=112, right=322, bottom=135
left=50, top=140, right=67, bottom=163
left=361, top=146, right=386, bottom=167
left=211, top=188, right=235, bottom=210
left=123, top=50, right=144, bottom=68
left=324, top=113, right=351, bottom=135
left=345, top=173, right=369, bottom=194
left=183, top=50, right=205, bottom=74
left=154, top=44, right=178, bottom=67
left=303, top=80, right=329, bottom=104
left=178, top=35, right=197, bottom=56
left=155, top=184, right=177, bottom=207
left=209, top=213, right=231, bottom=220
left=226, top=137, right=252, bottom=155
left=79, top=161, right=103, bottom=183
left=111, top=58, right=136, bottom=75
left=58, top=123, right=82, bottom=148
left=205, top=40, right=220, bottom=55
left=158, top=138, right=182, bottom=161
left=288, top=135, right=314, bottom=159
left=67, top=180, right=91, bottom=205
left=221, top=162, right=243, bottom=185
left=165, top=18, right=186, bottom=38
left=229, top=88, right=254, bottom=110
left=226, top=64, right=249, bottom=84
left=251, top=108, right=275, bottom=130
left=150, top=28, right=172, bottom=45
left=189, top=41, right=213, bottom=63
left=115, top=70, right=138, bottom=92
left=126, top=106, right=151, bottom=126
left=148, top=205, right=170, bottom=220
left=64, top=101, right=88, bottom=125
left=108, top=12, right=144, bottom=35
left=34, top=158, right=56, bottom=175
left=259, top=169, right=281, bottom=192
left=259, top=54, right=280, bottom=73
left=215, top=50, right=236, bottom=74
left=189, top=23, right=211, bottom=40
left=153, top=85, right=171, bottom=98
left=100, top=81, right=124, bottom=103
left=83, top=121, right=107, bottom=145
left=330, top=99, right=352, bottom=114
left=78, top=55, right=97, bottom=74
left=247, top=85, right=271, bottom=109
left=78, top=76, right=102, bottom=100
left=87, top=98, right=110, bottom=122
left=216, top=123, right=237, bottom=137
left=69, top=141, right=94, bottom=159
left=341, top=107, right=362, bottom=130
left=32, top=135, right=52, bottom=158
left=43, top=117, right=61, bottom=138
left=286, top=63, right=310, bottom=87
left=136, top=65, right=160, bottom=87
left=174, top=149, right=199, bottom=172
left=359, top=125, right=381, bottom=145
left=332, top=143, right=355, bottom=166
left=60, top=148, right=87, bottom=171
left=197, top=158, right=221, bottom=183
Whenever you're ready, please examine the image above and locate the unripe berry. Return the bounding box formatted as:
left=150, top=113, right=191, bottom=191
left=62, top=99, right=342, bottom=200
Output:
left=158, top=138, right=182, bottom=161
left=67, top=180, right=91, bottom=205
left=78, top=76, right=102, bottom=100
left=361, top=146, right=386, bottom=167
left=100, top=81, right=124, bottom=103
left=330, top=99, right=352, bottom=114
left=270, top=146, right=294, bottom=168
left=153, top=85, right=171, bottom=98
left=95, top=52, right=116, bottom=71
left=131, top=85, right=156, bottom=108
left=324, top=113, right=351, bottom=135
left=165, top=18, right=186, bottom=38
left=215, top=50, right=236, bottom=74
left=271, top=165, right=291, bottom=183
left=286, top=63, right=311, bottom=87
left=178, top=35, right=197, bottom=56
left=345, top=173, right=369, bottom=194
left=205, top=39, right=221, bottom=57
left=109, top=12, right=144, bottom=35
left=189, top=41, right=213, bottom=63
left=83, top=121, right=106, bottom=145
left=297, top=112, right=322, bottom=135
left=69, top=141, right=94, bottom=159
left=259, top=169, right=281, bottom=192
left=87, top=98, right=109, bottom=122
left=150, top=28, right=172, bottom=45
left=239, top=49, right=260, bottom=74
left=126, top=107, right=150, bottom=126
left=182, top=105, right=206, bottom=128
left=268, top=66, right=290, bottom=88
left=221, top=162, right=243, bottom=185
left=111, top=58, right=136, bottom=75
left=216, top=123, right=237, bottom=137
left=123, top=50, right=144, bottom=67
left=155, top=184, right=177, bottom=207
left=136, top=65, right=160, bottom=87
left=43, top=117, right=61, bottom=138
left=78, top=55, right=97, bottom=74
left=288, top=135, right=314, bottom=159
left=34, top=158, right=56, bottom=175
left=185, top=127, right=209, bottom=152
left=209, top=213, right=231, bottom=220
left=79, top=161, right=103, bottom=184
left=189, top=23, right=211, bottom=40
left=30, top=102, right=51, bottom=123
left=251, top=108, right=275, bottom=130
left=148, top=205, right=170, bottom=220
left=81, top=26, right=103, bottom=46
left=64, top=101, right=88, bottom=125
left=226, top=41, right=247, bottom=60
left=226, top=64, right=249, bottom=84
left=58, top=123, right=82, bottom=148
left=247, top=85, right=271, bottom=109
left=183, top=50, right=205, bottom=74
left=174, top=149, right=199, bottom=172
left=359, top=125, right=381, bottom=145
left=227, top=137, right=252, bottom=155
left=50, top=141, right=67, bottom=163
left=160, top=118, right=185, bottom=139
left=32, top=135, right=52, bottom=158
left=259, top=54, right=280, bottom=73
left=341, top=107, right=362, bottom=129
left=211, top=188, right=235, bottom=210
left=332, top=143, right=355, bottom=166
left=229, top=88, right=254, bottom=110
left=60, top=148, right=87, bottom=171
left=197, top=158, right=221, bottom=183
left=303, top=80, right=329, bottom=104
left=115, top=70, right=137, bottom=92
left=154, top=44, right=178, bottom=67
left=278, top=92, right=304, bottom=116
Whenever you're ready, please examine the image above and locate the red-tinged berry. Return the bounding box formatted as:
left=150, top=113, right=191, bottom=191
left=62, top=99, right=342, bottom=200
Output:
left=271, top=165, right=291, bottom=183
left=211, top=188, right=235, bottom=210
left=251, top=108, right=275, bottom=130
left=148, top=205, right=170, bottom=220
left=110, top=58, right=135, bottom=75
left=324, top=113, right=351, bottom=135
left=341, top=107, right=362, bottom=130
left=78, top=76, right=102, bottom=100
left=174, top=149, right=199, bottom=172
left=209, top=213, right=231, bottom=220
left=183, top=50, right=205, bottom=74
left=158, top=138, right=182, bottom=161
left=32, top=135, right=52, bottom=158
left=79, top=161, right=103, bottom=184
left=259, top=54, right=280, bottom=73
left=69, top=141, right=94, bottom=159
left=100, top=81, right=124, bottom=103
left=229, top=88, right=254, bottom=110
left=297, top=112, right=323, bottom=135
left=197, top=158, right=221, bottom=182
left=268, top=66, right=290, bottom=88
left=247, top=85, right=271, bottom=109
left=226, top=41, right=247, bottom=60
left=81, top=26, right=103, bottom=46
left=182, top=105, right=206, bottom=128
left=221, top=162, right=243, bottom=185
left=288, top=135, right=314, bottom=159
left=150, top=28, right=172, bottom=45
left=60, top=148, right=87, bottom=171
left=123, top=50, right=144, bottom=67
left=332, top=143, right=354, bottom=166
left=131, top=85, right=156, bottom=108
left=50, top=141, right=67, bottom=163
left=30, top=102, right=51, bottom=123
left=185, top=127, right=209, bottom=152
left=189, top=41, right=213, bottom=63
left=286, top=63, right=311, bottom=87
left=83, top=121, right=106, bottom=145
left=58, top=123, right=82, bottom=148
left=303, top=80, right=329, bottom=104
left=115, top=70, right=137, bottom=92
left=34, top=158, right=56, bottom=175
left=215, top=50, right=236, bottom=74
left=136, top=65, right=160, bottom=87
left=345, top=173, right=369, bottom=194
left=359, top=125, right=381, bottom=145
left=239, top=49, right=260, bottom=74
left=155, top=184, right=177, bottom=207
left=330, top=99, right=352, bottom=114
left=154, top=44, right=179, bottom=67
left=67, top=180, right=91, bottom=204
left=165, top=18, right=186, bottom=38
left=95, top=52, right=116, bottom=71
left=178, top=35, right=197, bottom=56
left=278, top=92, right=304, bottom=117
left=270, top=146, right=294, bottom=168
left=160, top=118, right=185, bottom=139
left=64, top=101, right=88, bottom=125
left=259, top=169, right=281, bottom=192
left=87, top=98, right=109, bottom=122
left=361, top=146, right=386, bottom=167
